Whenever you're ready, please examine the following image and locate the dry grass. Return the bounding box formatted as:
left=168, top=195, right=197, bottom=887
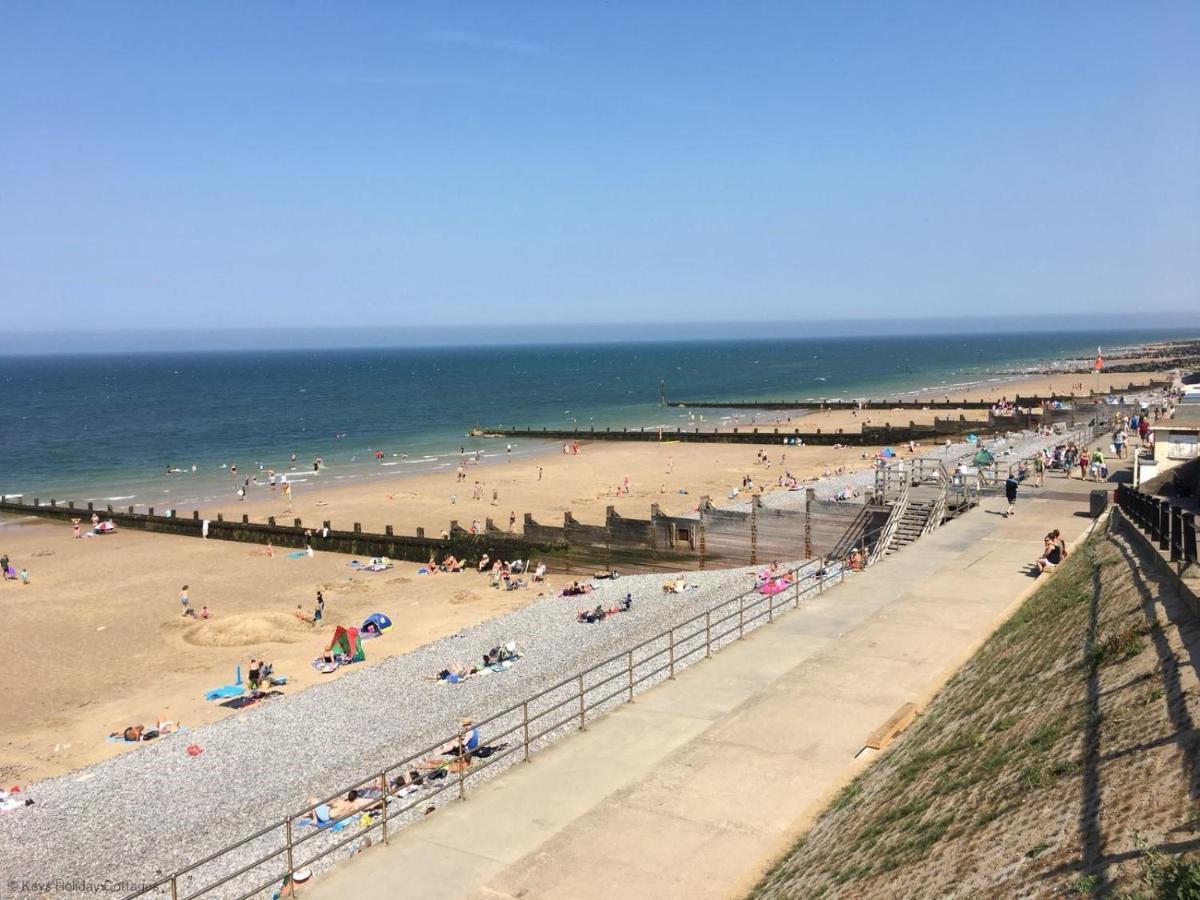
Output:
left=751, top=524, right=1200, bottom=899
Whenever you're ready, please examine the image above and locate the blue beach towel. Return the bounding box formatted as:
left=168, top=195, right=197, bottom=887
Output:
left=286, top=551, right=307, bottom=559
left=204, top=685, right=245, bottom=701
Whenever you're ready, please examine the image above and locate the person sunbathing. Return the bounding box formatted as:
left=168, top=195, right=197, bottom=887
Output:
left=435, top=663, right=473, bottom=682
left=437, top=718, right=480, bottom=757
left=116, top=724, right=159, bottom=742
left=442, top=555, right=464, bottom=572
left=532, top=562, right=547, bottom=582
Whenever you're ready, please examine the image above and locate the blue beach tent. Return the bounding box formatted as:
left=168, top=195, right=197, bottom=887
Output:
left=361, top=612, right=393, bottom=636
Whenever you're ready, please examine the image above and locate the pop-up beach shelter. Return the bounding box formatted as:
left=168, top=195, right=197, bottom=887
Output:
left=361, top=612, right=393, bottom=635
left=973, top=448, right=995, bottom=466
left=326, top=625, right=365, bottom=662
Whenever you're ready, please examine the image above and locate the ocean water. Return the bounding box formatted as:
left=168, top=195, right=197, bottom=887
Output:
left=0, top=329, right=1176, bottom=507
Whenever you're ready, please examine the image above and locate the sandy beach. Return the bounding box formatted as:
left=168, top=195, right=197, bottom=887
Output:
left=0, top=367, right=1168, bottom=785
left=1, top=436, right=872, bottom=784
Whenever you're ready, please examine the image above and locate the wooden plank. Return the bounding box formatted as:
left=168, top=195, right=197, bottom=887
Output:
left=865, top=702, right=919, bottom=751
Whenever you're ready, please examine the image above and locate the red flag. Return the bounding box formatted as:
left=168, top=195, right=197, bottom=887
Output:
left=1095, top=347, right=1103, bottom=371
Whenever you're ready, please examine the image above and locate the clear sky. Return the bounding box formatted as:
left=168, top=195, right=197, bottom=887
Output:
left=2, top=2, right=1197, bottom=335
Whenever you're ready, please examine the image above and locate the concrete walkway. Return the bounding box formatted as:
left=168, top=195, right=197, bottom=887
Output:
left=306, top=467, right=1110, bottom=900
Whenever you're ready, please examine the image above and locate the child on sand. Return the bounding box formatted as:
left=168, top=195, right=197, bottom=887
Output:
left=19, top=567, right=29, bottom=585
left=180, top=585, right=193, bottom=617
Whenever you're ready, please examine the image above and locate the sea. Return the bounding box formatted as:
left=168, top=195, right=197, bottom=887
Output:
left=0, top=329, right=1180, bottom=510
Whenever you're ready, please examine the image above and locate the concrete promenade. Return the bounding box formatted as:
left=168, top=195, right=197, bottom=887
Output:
left=307, top=464, right=1113, bottom=900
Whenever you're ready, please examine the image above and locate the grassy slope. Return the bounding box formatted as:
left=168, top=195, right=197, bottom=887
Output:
left=752, top=524, right=1200, bottom=899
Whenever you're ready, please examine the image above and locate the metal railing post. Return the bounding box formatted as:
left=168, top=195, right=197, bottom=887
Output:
left=669, top=628, right=676, bottom=678
left=522, top=701, right=531, bottom=761
left=705, top=611, right=712, bottom=658
left=379, top=772, right=390, bottom=844
left=578, top=673, right=586, bottom=729
left=285, top=820, right=295, bottom=897
left=768, top=591, right=774, bottom=623
left=456, top=734, right=466, bottom=800
left=170, top=877, right=178, bottom=900
left=738, top=593, right=745, bottom=638
left=627, top=650, right=634, bottom=700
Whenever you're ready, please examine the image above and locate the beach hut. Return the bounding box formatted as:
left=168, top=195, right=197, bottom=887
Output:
left=326, top=625, right=365, bottom=663
left=360, top=612, right=393, bottom=636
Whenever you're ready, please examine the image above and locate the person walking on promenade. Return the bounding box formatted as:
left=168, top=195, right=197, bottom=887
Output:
left=1034, top=453, right=1045, bottom=488
left=1004, top=473, right=1019, bottom=518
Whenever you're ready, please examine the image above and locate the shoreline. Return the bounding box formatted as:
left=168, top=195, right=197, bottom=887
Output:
left=0, top=365, right=1173, bottom=519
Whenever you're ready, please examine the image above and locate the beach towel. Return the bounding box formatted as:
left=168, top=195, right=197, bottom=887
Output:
left=286, top=551, right=307, bottom=559
left=204, top=685, right=245, bottom=701
left=219, top=690, right=282, bottom=710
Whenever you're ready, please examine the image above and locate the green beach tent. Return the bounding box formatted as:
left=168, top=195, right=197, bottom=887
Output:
left=326, top=625, right=365, bottom=663
left=972, top=448, right=995, bottom=466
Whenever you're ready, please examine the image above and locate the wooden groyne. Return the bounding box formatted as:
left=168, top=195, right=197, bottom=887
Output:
left=480, top=418, right=992, bottom=446
left=662, top=379, right=1170, bottom=412
left=0, top=492, right=881, bottom=575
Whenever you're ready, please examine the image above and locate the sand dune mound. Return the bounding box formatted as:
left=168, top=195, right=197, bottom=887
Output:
left=178, top=612, right=317, bottom=647
left=319, top=579, right=371, bottom=594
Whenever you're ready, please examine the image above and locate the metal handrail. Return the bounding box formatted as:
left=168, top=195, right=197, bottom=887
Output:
left=869, top=480, right=909, bottom=564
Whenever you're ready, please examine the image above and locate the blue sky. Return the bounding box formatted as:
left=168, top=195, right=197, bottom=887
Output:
left=1, top=2, right=1197, bottom=334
